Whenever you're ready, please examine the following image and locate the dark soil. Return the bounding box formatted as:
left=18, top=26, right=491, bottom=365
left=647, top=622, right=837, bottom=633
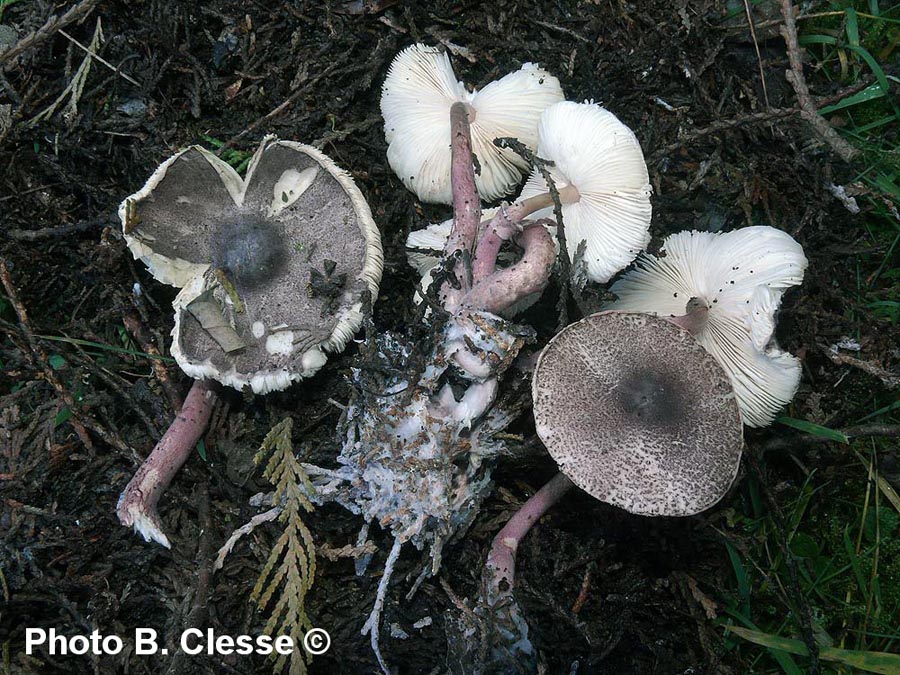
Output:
left=1, top=1, right=897, bottom=674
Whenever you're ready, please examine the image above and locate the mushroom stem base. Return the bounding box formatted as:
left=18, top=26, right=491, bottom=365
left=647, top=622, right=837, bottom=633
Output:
left=485, top=472, right=574, bottom=593
left=116, top=379, right=218, bottom=548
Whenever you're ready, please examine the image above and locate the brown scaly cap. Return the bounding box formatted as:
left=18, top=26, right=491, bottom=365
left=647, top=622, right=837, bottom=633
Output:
left=532, top=311, right=743, bottom=516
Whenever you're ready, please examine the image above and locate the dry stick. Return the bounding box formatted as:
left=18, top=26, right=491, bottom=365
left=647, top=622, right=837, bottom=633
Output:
left=219, top=60, right=351, bottom=152
left=779, top=0, right=858, bottom=162
left=743, top=0, right=770, bottom=109
left=0, top=0, right=101, bottom=69
left=653, top=78, right=876, bottom=158
left=57, top=28, right=141, bottom=87
left=0, top=257, right=131, bottom=456
left=4, top=217, right=111, bottom=240
left=116, top=379, right=218, bottom=549
left=123, top=314, right=183, bottom=412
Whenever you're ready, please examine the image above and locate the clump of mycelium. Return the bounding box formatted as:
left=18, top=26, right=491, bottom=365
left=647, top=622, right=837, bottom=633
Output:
left=302, top=102, right=556, bottom=674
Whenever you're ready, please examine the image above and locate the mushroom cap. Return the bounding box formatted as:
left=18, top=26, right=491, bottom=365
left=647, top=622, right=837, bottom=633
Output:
left=607, top=227, right=807, bottom=427
left=381, top=43, right=564, bottom=204
left=518, top=101, right=652, bottom=283
left=532, top=311, right=743, bottom=516
left=120, top=137, right=383, bottom=393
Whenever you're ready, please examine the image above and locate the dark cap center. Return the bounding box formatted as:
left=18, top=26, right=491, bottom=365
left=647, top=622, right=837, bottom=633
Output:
left=616, top=368, right=684, bottom=427
left=213, top=216, right=285, bottom=288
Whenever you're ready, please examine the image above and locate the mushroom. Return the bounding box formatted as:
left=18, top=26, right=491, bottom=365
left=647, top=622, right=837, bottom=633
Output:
left=117, top=137, right=383, bottom=547
left=467, top=311, right=743, bottom=669
left=512, top=100, right=653, bottom=283
left=381, top=43, right=564, bottom=204
left=297, top=102, right=557, bottom=674
left=607, top=226, right=807, bottom=427
left=409, top=100, right=653, bottom=287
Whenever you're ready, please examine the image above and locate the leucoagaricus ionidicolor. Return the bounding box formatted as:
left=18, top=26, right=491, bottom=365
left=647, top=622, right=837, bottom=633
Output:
left=516, top=100, right=653, bottom=283
left=607, top=226, right=807, bottom=427
left=381, top=43, right=564, bottom=203
left=469, top=311, right=743, bottom=669
left=117, top=137, right=383, bottom=547
left=404, top=100, right=653, bottom=297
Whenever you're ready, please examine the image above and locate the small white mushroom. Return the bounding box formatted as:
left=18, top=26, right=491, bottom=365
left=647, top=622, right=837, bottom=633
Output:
left=381, top=43, right=564, bottom=204
left=607, top=226, right=808, bottom=427
left=517, top=100, right=653, bottom=283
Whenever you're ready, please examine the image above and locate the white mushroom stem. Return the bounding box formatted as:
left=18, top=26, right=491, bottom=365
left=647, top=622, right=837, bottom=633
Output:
left=484, top=472, right=574, bottom=602
left=116, top=379, right=218, bottom=548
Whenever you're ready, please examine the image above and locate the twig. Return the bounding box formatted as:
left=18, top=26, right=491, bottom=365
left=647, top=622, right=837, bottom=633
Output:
left=0, top=0, right=101, bottom=69
left=219, top=59, right=367, bottom=151
left=123, top=314, right=183, bottom=412
left=822, top=347, right=899, bottom=389
left=57, top=28, right=141, bottom=87
left=743, top=0, right=770, bottom=108
left=3, top=217, right=111, bottom=239
left=213, top=505, right=282, bottom=571
left=779, top=0, right=858, bottom=162
left=653, top=78, right=876, bottom=158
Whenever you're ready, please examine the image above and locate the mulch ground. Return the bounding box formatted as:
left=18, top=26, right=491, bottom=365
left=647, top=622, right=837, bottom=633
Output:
left=1, top=1, right=896, bottom=673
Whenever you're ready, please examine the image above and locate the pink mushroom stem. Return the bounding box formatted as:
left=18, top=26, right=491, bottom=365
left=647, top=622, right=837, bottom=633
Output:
left=443, top=101, right=482, bottom=309
left=665, top=298, right=710, bottom=335
left=485, top=472, right=573, bottom=599
left=462, top=221, right=556, bottom=315
left=117, top=379, right=218, bottom=548
left=471, top=185, right=579, bottom=284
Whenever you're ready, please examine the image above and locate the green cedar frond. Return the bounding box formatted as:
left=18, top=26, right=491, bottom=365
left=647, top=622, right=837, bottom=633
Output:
left=251, top=417, right=317, bottom=675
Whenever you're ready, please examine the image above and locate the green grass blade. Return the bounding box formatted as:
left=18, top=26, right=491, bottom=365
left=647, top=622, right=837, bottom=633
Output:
left=727, top=626, right=900, bottom=674
left=857, top=398, right=900, bottom=422
left=819, top=83, right=886, bottom=115
left=777, top=417, right=850, bottom=444
left=35, top=334, right=175, bottom=362
left=798, top=35, right=839, bottom=46
left=845, top=7, right=861, bottom=47
left=724, top=614, right=803, bottom=675
left=844, top=44, right=900, bottom=120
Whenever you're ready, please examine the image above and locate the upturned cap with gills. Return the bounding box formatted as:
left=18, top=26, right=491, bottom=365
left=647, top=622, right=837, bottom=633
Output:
left=607, top=227, right=807, bottom=427
left=381, top=43, right=564, bottom=204
left=120, top=136, right=383, bottom=394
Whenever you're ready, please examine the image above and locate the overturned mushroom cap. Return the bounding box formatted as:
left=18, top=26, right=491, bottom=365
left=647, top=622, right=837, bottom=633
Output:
left=120, top=137, right=383, bottom=393
left=518, top=101, right=652, bottom=283
left=607, top=227, right=807, bottom=427
left=533, top=311, right=743, bottom=516
left=381, top=43, right=564, bottom=204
